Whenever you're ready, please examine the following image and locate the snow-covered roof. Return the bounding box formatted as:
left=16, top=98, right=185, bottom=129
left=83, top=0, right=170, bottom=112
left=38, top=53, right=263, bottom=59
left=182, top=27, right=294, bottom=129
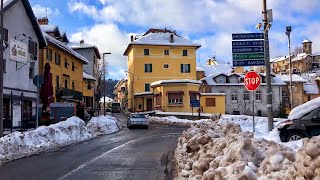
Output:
left=196, top=66, right=204, bottom=71
left=83, top=72, right=96, bottom=81
left=288, top=97, right=320, bottom=120
left=150, top=79, right=202, bottom=87
left=124, top=32, right=201, bottom=55
left=114, top=77, right=128, bottom=90
left=43, top=33, right=89, bottom=64
left=40, top=25, right=58, bottom=33
left=134, top=92, right=153, bottom=96
left=201, top=64, right=234, bottom=77
left=292, top=53, right=311, bottom=62
left=100, top=96, right=113, bottom=103
left=279, top=74, right=307, bottom=83
left=200, top=93, right=226, bottom=96
left=302, top=38, right=312, bottom=43
left=303, top=83, right=319, bottom=95
left=270, top=56, right=290, bottom=63
left=67, top=42, right=101, bottom=59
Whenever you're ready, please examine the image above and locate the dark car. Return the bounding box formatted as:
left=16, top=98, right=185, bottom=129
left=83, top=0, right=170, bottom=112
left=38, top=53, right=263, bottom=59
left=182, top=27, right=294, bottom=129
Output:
left=111, top=102, right=121, bottom=113
left=277, top=107, right=320, bottom=142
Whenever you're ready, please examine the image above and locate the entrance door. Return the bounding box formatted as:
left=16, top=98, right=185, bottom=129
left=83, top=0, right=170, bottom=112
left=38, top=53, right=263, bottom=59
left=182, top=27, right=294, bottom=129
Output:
left=146, top=99, right=152, bottom=111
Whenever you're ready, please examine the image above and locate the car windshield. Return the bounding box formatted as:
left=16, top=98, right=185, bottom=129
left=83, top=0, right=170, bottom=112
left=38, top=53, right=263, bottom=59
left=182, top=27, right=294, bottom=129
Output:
left=112, top=103, right=120, bottom=107
left=300, top=108, right=319, bottom=120
left=131, top=114, right=146, bottom=118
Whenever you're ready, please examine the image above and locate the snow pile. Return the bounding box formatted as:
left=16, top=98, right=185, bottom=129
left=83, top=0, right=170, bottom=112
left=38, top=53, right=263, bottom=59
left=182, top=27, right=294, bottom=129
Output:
left=0, top=117, right=94, bottom=165
left=175, top=121, right=320, bottom=179
left=288, top=96, right=320, bottom=120
left=148, top=116, right=214, bottom=126
left=86, top=115, right=120, bottom=136
left=0, top=116, right=121, bottom=165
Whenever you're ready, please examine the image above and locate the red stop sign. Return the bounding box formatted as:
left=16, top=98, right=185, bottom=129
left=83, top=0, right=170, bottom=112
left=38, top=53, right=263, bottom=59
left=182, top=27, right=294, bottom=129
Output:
left=244, top=71, right=261, bottom=91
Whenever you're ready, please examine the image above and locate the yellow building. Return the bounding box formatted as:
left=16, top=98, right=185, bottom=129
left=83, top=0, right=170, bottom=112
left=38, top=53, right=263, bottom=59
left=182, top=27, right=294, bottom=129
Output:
left=83, top=72, right=96, bottom=108
left=113, top=77, right=128, bottom=110
left=123, top=28, right=200, bottom=112
left=38, top=19, right=88, bottom=103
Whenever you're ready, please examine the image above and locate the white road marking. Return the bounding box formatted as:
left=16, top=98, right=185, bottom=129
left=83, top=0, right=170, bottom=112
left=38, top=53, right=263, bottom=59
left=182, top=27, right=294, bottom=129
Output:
left=57, top=133, right=181, bottom=180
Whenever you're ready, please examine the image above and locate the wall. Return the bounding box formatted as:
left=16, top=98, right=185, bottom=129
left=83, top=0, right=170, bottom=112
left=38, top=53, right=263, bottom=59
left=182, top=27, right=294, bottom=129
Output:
left=200, top=95, right=225, bottom=114
left=82, top=79, right=94, bottom=97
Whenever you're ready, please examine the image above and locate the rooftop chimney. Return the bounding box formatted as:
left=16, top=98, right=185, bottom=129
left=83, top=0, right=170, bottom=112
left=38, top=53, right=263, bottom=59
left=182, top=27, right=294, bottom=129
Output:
left=131, top=35, right=134, bottom=42
left=80, top=39, right=84, bottom=46
left=169, top=34, right=174, bottom=43
left=38, top=17, right=49, bottom=25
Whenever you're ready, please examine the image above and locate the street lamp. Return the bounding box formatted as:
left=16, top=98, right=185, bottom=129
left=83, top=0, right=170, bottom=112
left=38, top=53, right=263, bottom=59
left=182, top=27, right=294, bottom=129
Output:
left=285, top=26, right=293, bottom=109
left=124, top=71, right=134, bottom=112
left=0, top=0, right=4, bottom=137
left=102, top=52, right=111, bottom=116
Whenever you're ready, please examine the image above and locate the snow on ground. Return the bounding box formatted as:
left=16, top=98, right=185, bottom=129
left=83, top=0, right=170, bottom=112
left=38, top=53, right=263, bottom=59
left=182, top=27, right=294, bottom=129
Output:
left=0, top=115, right=120, bottom=165
left=175, top=121, right=320, bottom=179
left=149, top=114, right=220, bottom=126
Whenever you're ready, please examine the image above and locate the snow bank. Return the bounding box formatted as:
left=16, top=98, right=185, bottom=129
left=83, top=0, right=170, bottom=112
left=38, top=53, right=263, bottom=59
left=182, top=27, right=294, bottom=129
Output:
left=0, top=115, right=120, bottom=165
left=87, top=116, right=120, bottom=136
left=288, top=96, right=320, bottom=120
left=148, top=116, right=214, bottom=126
left=175, top=121, right=320, bottom=179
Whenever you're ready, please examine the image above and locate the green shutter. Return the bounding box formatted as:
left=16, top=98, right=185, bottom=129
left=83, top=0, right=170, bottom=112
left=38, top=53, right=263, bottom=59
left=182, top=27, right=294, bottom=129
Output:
left=188, top=64, right=191, bottom=73
left=145, top=64, right=147, bottom=72
left=150, top=64, right=152, bottom=72
left=181, top=64, right=183, bottom=73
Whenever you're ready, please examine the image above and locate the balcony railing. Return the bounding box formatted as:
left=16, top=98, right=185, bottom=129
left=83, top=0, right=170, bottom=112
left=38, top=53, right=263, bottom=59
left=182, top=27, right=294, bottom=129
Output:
left=56, top=87, right=83, bottom=101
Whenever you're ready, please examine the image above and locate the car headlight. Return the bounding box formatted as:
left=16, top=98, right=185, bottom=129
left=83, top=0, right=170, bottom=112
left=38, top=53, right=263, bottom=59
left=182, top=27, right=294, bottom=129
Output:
left=276, top=120, right=293, bottom=129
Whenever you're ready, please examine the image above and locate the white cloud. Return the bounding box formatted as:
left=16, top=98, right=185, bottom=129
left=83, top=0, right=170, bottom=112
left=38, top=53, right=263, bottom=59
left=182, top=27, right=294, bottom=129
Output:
left=68, top=1, right=99, bottom=19
left=32, top=4, right=60, bottom=18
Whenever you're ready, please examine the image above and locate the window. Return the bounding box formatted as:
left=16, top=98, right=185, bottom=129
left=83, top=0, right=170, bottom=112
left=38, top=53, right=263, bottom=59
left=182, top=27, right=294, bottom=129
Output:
left=72, top=81, right=75, bottom=91
left=64, top=79, right=68, bottom=89
left=144, top=49, right=149, bottom=55
left=144, top=64, right=152, bottom=72
left=168, top=93, right=183, bottom=104
left=56, top=76, right=60, bottom=88
left=231, top=92, right=237, bottom=102
left=145, top=83, right=150, bottom=91
left=3, top=59, right=6, bottom=73
left=87, top=81, right=92, bottom=90
left=206, top=98, right=216, bottom=107
left=2, top=28, right=8, bottom=42
left=164, top=64, right=169, bottom=68
left=72, top=62, right=76, bottom=71
left=182, top=50, right=188, bottom=56
left=55, top=53, right=61, bottom=65
left=47, top=49, right=52, bottom=61
left=65, top=59, right=69, bottom=69
left=28, top=40, right=38, bottom=56
left=256, top=91, right=262, bottom=102
left=29, top=67, right=34, bottom=79
left=181, top=64, right=191, bottom=73
left=164, top=50, right=169, bottom=55
left=244, top=92, right=250, bottom=101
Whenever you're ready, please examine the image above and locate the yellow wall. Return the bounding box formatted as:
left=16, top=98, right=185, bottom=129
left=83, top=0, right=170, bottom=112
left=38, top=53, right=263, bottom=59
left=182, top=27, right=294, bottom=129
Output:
left=82, top=79, right=94, bottom=97
left=200, top=95, right=225, bottom=114
left=39, top=44, right=84, bottom=102
left=126, top=45, right=198, bottom=111
left=233, top=67, right=244, bottom=73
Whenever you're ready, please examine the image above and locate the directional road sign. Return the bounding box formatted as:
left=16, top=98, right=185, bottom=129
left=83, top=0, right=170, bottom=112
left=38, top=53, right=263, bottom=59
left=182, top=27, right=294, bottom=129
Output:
left=233, top=53, right=264, bottom=60
left=233, top=60, right=265, bottom=67
left=232, top=40, right=264, bottom=47
left=232, top=47, right=264, bottom=53
left=190, top=100, right=200, bottom=107
left=232, top=33, right=264, bottom=40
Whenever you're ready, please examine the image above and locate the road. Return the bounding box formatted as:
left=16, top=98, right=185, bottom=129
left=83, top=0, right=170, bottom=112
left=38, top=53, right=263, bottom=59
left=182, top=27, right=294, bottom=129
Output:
left=0, top=113, right=187, bottom=180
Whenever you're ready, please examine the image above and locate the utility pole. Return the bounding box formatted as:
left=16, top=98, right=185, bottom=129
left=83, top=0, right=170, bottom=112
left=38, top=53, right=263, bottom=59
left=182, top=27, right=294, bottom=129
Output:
left=102, top=52, right=111, bottom=116
left=0, top=0, right=4, bottom=137
left=262, top=0, right=274, bottom=131
left=286, top=26, right=293, bottom=110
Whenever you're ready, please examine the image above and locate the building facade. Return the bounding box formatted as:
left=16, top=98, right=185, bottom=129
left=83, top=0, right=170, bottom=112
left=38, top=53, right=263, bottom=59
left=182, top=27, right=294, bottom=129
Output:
left=3, top=0, right=47, bottom=127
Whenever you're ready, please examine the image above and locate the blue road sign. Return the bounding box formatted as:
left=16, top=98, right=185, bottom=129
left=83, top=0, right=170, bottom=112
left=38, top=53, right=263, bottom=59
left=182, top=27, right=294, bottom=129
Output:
left=233, top=60, right=265, bottom=67
left=232, top=46, right=264, bottom=53
left=190, top=100, right=200, bottom=107
left=232, top=40, right=264, bottom=47
left=232, top=33, right=264, bottom=40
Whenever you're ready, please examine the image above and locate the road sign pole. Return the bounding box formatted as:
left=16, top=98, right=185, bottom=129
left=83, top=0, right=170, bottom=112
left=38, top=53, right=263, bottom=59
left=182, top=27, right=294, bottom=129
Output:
left=263, top=0, right=274, bottom=131
left=252, top=91, right=255, bottom=133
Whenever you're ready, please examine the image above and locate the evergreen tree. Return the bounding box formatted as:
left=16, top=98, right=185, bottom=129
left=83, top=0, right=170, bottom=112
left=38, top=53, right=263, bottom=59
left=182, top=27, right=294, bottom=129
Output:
left=278, top=102, right=288, bottom=118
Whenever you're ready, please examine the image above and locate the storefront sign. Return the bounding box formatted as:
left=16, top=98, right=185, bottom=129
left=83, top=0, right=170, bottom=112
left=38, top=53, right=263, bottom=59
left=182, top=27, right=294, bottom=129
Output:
left=10, top=38, right=28, bottom=62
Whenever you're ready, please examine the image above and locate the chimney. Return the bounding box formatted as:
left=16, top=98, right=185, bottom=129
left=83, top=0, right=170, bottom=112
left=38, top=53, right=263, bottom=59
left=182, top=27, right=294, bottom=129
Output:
left=38, top=17, right=49, bottom=25
left=169, top=34, right=174, bottom=43
left=131, top=35, right=134, bottom=42
left=80, top=39, right=84, bottom=46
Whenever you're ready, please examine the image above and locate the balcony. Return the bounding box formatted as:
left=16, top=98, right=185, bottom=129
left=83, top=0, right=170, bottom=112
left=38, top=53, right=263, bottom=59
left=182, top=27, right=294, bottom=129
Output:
left=56, top=87, right=83, bottom=101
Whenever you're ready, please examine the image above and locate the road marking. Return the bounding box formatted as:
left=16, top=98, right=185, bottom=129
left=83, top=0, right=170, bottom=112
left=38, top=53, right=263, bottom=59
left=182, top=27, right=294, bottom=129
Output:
left=57, top=133, right=181, bottom=180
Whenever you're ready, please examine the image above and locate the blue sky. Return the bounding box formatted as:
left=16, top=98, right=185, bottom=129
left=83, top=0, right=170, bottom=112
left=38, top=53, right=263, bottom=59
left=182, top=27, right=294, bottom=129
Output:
left=30, top=0, right=320, bottom=80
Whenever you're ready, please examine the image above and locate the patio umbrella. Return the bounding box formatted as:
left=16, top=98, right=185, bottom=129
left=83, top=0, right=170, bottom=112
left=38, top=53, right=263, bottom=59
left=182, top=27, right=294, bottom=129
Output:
left=40, top=63, right=54, bottom=122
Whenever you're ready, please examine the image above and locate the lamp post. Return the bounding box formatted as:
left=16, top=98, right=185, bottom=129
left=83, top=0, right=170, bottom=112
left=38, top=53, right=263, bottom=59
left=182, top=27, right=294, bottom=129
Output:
left=285, top=26, right=293, bottom=110
left=124, top=71, right=134, bottom=112
left=0, top=0, right=4, bottom=137
left=102, top=52, right=111, bottom=116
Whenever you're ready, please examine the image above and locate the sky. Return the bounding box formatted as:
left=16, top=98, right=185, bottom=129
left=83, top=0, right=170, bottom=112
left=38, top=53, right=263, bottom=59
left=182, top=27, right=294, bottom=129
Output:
left=30, top=0, right=320, bottom=80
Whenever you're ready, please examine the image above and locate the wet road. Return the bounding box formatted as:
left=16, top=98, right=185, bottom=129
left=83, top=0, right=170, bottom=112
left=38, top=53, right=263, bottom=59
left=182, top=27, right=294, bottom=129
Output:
left=0, top=113, right=187, bottom=180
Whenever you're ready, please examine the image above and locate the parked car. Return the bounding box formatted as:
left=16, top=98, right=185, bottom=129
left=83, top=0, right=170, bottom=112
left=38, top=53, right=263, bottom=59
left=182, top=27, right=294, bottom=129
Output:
left=277, top=107, right=320, bottom=142
left=127, top=113, right=148, bottom=129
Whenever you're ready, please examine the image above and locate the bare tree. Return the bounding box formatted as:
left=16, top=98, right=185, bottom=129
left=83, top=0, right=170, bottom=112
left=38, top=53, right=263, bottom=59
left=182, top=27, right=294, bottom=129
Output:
left=293, top=46, right=303, bottom=56
left=237, top=91, right=251, bottom=115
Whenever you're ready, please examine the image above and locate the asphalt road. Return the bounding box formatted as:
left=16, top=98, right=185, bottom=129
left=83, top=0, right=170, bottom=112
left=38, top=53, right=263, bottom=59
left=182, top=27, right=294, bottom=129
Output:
left=0, top=113, right=187, bottom=180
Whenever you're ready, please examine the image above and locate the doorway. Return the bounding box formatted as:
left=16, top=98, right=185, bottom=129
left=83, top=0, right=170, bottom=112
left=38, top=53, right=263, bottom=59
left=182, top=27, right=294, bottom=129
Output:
left=146, top=99, right=152, bottom=111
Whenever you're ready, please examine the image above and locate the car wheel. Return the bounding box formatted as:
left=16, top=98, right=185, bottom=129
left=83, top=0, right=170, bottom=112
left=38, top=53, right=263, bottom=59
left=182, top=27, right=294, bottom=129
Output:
left=286, top=132, right=305, bottom=142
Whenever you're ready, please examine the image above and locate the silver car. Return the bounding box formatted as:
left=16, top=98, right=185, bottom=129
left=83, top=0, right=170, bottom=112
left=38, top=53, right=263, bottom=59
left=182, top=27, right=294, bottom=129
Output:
left=127, top=113, right=149, bottom=129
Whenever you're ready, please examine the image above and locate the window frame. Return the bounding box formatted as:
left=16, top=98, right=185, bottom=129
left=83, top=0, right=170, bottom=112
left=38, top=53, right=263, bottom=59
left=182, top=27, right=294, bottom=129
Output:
left=182, top=50, right=188, bottom=56
left=144, top=49, right=150, bottom=55
left=205, top=98, right=216, bottom=107
left=255, top=91, right=262, bottom=102
left=164, top=49, right=169, bottom=55
left=231, top=92, right=238, bottom=103
left=168, top=93, right=183, bottom=105
left=144, top=64, right=152, bottom=73
left=28, top=39, right=38, bottom=56
left=145, top=83, right=150, bottom=92
left=181, top=64, right=191, bottom=73
left=56, top=76, right=60, bottom=88
left=244, top=91, right=250, bottom=102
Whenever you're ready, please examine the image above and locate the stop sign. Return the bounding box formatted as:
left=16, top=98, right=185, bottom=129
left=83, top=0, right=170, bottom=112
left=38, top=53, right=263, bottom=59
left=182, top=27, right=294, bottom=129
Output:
left=244, top=71, right=261, bottom=91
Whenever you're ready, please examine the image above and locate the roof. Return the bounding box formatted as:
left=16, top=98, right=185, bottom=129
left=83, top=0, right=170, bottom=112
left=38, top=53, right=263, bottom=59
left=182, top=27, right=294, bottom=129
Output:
left=196, top=66, right=204, bottom=71
left=124, top=30, right=201, bottom=55
left=40, top=25, right=58, bottom=33
left=150, top=79, right=202, bottom=87
left=200, top=64, right=234, bottom=77
left=114, top=77, right=128, bottom=90
left=302, top=39, right=312, bottom=43
left=292, top=53, right=311, bottom=62
left=279, top=74, right=307, bottom=83
left=134, top=92, right=154, bottom=96
left=83, top=72, right=96, bottom=81
left=200, top=93, right=226, bottom=96
left=303, top=83, right=319, bottom=95
left=43, top=33, right=89, bottom=64
left=67, top=42, right=101, bottom=59
left=4, top=0, right=47, bottom=48
left=270, top=55, right=290, bottom=63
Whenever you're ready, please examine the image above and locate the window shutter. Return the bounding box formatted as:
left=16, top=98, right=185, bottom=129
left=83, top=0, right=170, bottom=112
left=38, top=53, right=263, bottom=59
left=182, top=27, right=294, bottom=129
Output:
left=188, top=64, right=190, bottom=72
left=145, top=64, right=147, bottom=72
left=28, top=40, right=32, bottom=54
left=3, top=59, right=6, bottom=73
left=150, top=64, right=152, bottom=72
left=46, top=49, right=49, bottom=60
left=35, top=42, right=38, bottom=55
left=181, top=64, right=183, bottom=73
